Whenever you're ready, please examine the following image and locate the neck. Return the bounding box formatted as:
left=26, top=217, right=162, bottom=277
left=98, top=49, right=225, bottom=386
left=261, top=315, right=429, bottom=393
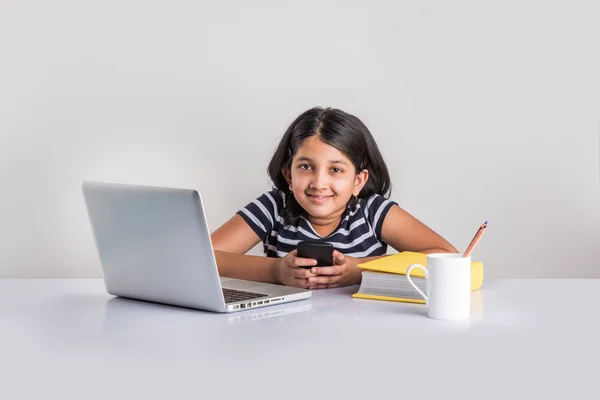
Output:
left=307, top=209, right=345, bottom=236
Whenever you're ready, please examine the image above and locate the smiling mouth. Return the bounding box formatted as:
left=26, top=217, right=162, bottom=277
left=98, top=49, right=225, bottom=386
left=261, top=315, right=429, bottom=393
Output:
left=307, top=194, right=333, bottom=202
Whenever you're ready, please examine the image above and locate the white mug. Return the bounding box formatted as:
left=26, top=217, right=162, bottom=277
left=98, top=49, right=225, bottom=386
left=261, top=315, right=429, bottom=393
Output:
left=406, top=253, right=471, bottom=320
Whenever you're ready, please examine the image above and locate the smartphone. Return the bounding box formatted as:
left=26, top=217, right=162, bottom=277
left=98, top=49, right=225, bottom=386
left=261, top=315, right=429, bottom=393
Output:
left=297, top=241, right=334, bottom=268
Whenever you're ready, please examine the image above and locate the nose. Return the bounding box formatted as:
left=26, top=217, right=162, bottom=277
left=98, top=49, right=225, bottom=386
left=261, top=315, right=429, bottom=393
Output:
left=310, top=168, right=329, bottom=190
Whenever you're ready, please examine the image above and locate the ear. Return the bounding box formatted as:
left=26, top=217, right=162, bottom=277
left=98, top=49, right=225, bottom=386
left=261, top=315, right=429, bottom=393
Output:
left=282, top=168, right=292, bottom=188
left=353, top=169, right=369, bottom=197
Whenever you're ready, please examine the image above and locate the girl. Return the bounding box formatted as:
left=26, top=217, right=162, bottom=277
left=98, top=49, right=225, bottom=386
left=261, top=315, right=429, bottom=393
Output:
left=211, top=107, right=457, bottom=289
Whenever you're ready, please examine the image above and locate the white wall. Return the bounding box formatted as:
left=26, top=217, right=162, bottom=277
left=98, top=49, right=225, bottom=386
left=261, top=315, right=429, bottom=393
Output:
left=1, top=0, right=599, bottom=279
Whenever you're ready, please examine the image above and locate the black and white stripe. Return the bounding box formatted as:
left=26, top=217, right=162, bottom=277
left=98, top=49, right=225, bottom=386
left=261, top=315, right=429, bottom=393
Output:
left=237, top=189, right=397, bottom=259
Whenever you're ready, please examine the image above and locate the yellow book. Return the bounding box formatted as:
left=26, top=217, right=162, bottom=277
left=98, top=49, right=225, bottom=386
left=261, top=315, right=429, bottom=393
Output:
left=352, top=251, right=484, bottom=304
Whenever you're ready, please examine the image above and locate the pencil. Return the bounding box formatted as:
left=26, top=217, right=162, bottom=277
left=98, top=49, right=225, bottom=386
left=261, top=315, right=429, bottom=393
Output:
left=463, top=221, right=487, bottom=258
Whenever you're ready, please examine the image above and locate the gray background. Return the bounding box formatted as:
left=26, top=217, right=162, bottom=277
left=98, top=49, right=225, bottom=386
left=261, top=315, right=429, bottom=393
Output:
left=1, top=0, right=599, bottom=279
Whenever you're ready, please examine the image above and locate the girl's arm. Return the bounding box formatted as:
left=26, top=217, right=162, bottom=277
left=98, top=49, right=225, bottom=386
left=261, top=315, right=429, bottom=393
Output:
left=327, top=205, right=457, bottom=286
left=302, top=204, right=458, bottom=288
left=380, top=205, right=458, bottom=254
left=211, top=215, right=279, bottom=283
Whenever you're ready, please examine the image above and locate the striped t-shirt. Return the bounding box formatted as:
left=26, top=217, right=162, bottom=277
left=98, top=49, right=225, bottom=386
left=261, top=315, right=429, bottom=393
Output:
left=236, top=188, right=398, bottom=258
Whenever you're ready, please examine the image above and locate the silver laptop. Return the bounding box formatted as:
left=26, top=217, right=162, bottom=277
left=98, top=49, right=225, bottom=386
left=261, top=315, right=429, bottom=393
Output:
left=81, top=181, right=311, bottom=313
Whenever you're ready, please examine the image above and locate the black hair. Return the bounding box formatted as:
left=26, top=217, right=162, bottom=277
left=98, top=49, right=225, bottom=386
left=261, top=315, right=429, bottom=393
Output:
left=267, top=107, right=392, bottom=226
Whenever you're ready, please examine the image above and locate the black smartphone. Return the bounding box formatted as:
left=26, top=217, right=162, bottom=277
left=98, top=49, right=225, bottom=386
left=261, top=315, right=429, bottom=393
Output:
left=297, top=241, right=334, bottom=268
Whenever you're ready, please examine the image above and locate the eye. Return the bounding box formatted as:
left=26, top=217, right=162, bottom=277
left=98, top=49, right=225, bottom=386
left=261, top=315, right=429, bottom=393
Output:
left=299, top=164, right=312, bottom=170
left=331, top=167, right=343, bottom=173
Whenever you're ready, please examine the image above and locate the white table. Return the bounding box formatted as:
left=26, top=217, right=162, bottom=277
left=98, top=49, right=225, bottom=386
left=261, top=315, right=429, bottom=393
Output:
left=1, top=279, right=598, bottom=400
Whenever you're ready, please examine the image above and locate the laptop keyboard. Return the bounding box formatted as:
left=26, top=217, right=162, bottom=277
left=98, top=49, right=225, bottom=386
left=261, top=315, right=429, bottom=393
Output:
left=223, top=288, right=269, bottom=304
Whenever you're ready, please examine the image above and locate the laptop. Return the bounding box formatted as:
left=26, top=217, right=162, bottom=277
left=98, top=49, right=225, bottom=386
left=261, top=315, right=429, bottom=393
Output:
left=81, top=181, right=311, bottom=313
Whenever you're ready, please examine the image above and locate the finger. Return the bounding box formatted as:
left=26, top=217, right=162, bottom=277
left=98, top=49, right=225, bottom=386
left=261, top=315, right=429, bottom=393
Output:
left=308, top=284, right=329, bottom=290
left=291, top=267, right=316, bottom=279
left=307, top=275, right=339, bottom=285
left=294, top=277, right=311, bottom=289
left=293, top=256, right=318, bottom=268
left=333, top=250, right=345, bottom=265
left=310, top=265, right=341, bottom=276
left=309, top=282, right=341, bottom=290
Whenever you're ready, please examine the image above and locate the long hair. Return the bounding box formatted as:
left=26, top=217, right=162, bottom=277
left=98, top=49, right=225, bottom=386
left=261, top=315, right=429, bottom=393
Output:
left=268, top=107, right=391, bottom=225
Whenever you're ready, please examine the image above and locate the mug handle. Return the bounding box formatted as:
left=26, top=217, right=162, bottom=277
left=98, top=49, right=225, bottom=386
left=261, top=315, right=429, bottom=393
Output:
left=406, top=264, right=428, bottom=302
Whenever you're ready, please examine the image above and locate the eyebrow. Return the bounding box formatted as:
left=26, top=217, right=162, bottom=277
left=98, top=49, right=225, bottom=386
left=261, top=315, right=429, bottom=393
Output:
left=295, top=156, right=349, bottom=166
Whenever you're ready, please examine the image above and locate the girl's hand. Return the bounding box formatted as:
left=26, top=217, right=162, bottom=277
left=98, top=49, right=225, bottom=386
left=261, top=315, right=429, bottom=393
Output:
left=306, top=250, right=360, bottom=289
left=273, top=250, right=318, bottom=288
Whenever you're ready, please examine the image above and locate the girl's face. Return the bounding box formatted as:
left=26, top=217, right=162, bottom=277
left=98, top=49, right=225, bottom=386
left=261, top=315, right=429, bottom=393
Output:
left=283, top=136, right=368, bottom=224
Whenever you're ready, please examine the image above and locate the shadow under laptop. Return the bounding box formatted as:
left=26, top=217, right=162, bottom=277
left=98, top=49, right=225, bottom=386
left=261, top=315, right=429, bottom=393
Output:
left=102, top=295, right=314, bottom=336
left=226, top=301, right=312, bottom=324
left=101, top=296, right=219, bottom=336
